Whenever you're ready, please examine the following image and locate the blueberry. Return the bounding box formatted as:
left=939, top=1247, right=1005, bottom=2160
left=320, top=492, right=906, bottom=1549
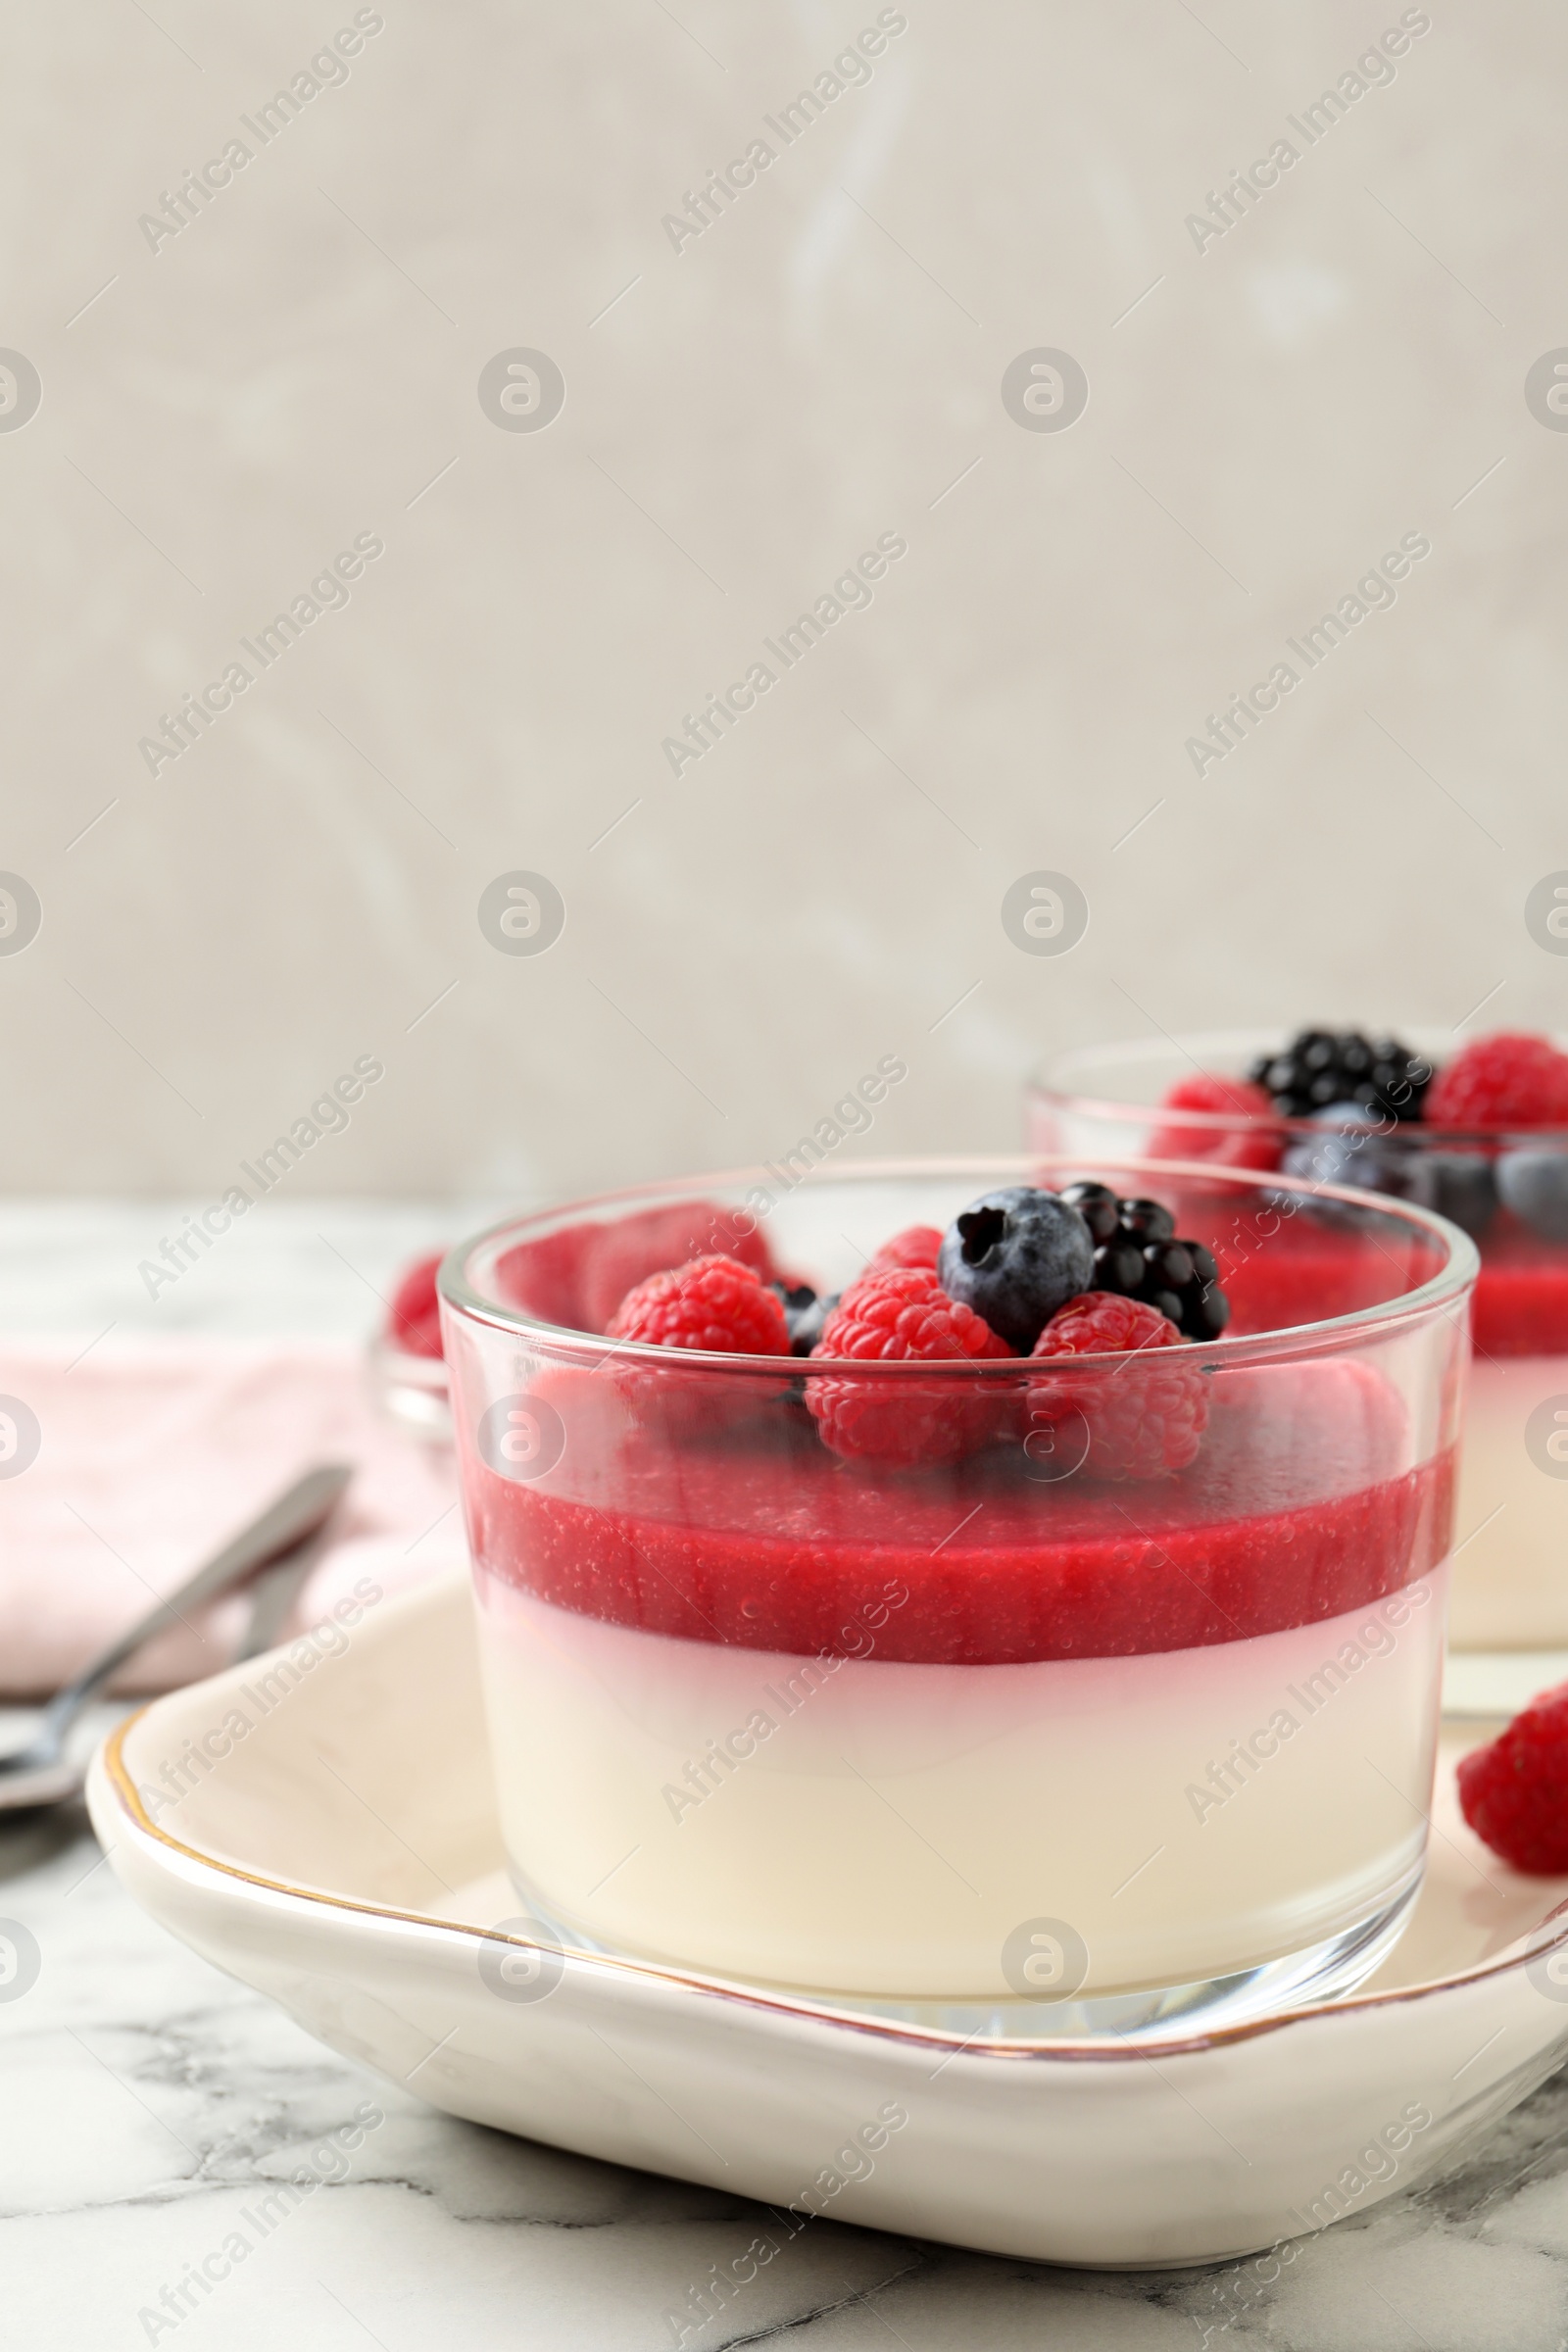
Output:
left=1281, top=1102, right=1383, bottom=1190
left=1311, top=1099, right=1380, bottom=1128
left=937, top=1186, right=1093, bottom=1352
left=1497, top=1152, right=1568, bottom=1243
left=773, top=1283, right=837, bottom=1356
left=1407, top=1154, right=1497, bottom=1242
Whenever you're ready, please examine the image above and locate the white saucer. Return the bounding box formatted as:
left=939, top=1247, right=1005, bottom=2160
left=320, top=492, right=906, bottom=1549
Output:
left=88, top=1577, right=1568, bottom=2270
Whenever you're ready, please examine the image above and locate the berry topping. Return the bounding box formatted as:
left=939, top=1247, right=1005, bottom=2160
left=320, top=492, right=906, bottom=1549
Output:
left=388, top=1250, right=445, bottom=1358
left=1406, top=1152, right=1497, bottom=1241
left=1456, top=1681, right=1568, bottom=1874
left=936, top=1187, right=1094, bottom=1353
left=1281, top=1102, right=1382, bottom=1187
left=1057, top=1182, right=1121, bottom=1245
left=608, top=1255, right=791, bottom=1356
left=870, top=1224, right=944, bottom=1273
left=1058, top=1182, right=1230, bottom=1341
left=808, top=1267, right=1012, bottom=1467
left=1279, top=1112, right=1500, bottom=1241
left=774, top=1282, right=837, bottom=1357
left=1162, top=1073, right=1276, bottom=1122
left=1424, top=1032, right=1568, bottom=1131
left=1147, top=1075, right=1285, bottom=1172
left=1496, top=1151, right=1568, bottom=1243
left=497, top=1200, right=780, bottom=1338
left=1028, top=1294, right=1208, bottom=1481
left=1249, top=1030, right=1431, bottom=1122
left=1118, top=1196, right=1176, bottom=1244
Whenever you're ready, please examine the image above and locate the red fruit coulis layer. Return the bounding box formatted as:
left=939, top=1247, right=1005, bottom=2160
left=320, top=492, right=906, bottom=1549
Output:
left=466, top=1361, right=1452, bottom=1667
left=1468, top=1218, right=1568, bottom=1357
left=1209, top=1209, right=1568, bottom=1357
left=1155, top=1141, right=1568, bottom=1358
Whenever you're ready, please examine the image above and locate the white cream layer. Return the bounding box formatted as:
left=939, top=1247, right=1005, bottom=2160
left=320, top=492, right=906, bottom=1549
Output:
left=474, top=1567, right=1446, bottom=2001
left=1450, top=1355, right=1568, bottom=1649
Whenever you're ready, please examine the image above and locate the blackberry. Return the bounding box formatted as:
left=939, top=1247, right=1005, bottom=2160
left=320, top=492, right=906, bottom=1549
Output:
left=1059, top=1182, right=1230, bottom=1341
left=1119, top=1197, right=1177, bottom=1244
left=1248, top=1029, right=1431, bottom=1123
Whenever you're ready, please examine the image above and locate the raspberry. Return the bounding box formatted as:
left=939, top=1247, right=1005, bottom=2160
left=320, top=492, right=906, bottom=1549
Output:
left=607, top=1254, right=791, bottom=1440
left=808, top=1267, right=1012, bottom=1468
left=1161, top=1073, right=1275, bottom=1119
left=870, top=1224, right=944, bottom=1273
left=1456, top=1682, right=1568, bottom=1873
left=1027, top=1293, right=1207, bottom=1481
left=1147, top=1075, right=1284, bottom=1172
left=1424, top=1032, right=1568, bottom=1131
left=581, top=1203, right=776, bottom=1333
left=388, top=1250, right=445, bottom=1357
left=493, top=1200, right=777, bottom=1337
left=607, top=1254, right=790, bottom=1355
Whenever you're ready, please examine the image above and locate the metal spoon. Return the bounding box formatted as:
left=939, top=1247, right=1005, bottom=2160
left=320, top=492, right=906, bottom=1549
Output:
left=0, top=1462, right=352, bottom=1811
left=233, top=1513, right=339, bottom=1662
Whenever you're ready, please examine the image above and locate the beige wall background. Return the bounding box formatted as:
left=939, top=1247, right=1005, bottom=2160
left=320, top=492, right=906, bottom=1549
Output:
left=3, top=0, right=1563, bottom=1209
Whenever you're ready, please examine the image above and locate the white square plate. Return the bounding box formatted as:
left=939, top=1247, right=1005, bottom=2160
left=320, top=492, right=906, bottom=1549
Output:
left=88, top=1576, right=1568, bottom=2269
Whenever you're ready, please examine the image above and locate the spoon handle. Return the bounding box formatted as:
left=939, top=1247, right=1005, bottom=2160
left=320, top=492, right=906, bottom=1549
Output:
left=45, top=1464, right=354, bottom=1733
left=233, top=1518, right=336, bottom=1662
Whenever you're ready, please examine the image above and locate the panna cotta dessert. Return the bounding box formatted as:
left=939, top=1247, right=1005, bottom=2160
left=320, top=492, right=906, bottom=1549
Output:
left=1033, top=1029, right=1568, bottom=1651
left=440, top=1162, right=1472, bottom=2031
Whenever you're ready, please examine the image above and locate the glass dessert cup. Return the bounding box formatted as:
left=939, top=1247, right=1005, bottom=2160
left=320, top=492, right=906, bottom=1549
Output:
left=369, top=1250, right=453, bottom=1446
left=439, top=1159, right=1474, bottom=2039
left=368, top=1335, right=452, bottom=1446
left=1031, top=1033, right=1568, bottom=1655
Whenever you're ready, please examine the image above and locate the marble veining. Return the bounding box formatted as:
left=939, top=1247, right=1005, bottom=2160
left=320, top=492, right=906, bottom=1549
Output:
left=9, top=1772, right=1568, bottom=2346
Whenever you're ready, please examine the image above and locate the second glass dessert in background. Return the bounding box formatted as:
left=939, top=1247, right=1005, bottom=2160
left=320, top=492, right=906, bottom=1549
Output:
left=1031, top=1028, right=1568, bottom=1651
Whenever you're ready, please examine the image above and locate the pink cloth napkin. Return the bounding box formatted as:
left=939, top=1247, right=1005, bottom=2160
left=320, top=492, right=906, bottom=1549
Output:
left=0, top=1340, right=465, bottom=1696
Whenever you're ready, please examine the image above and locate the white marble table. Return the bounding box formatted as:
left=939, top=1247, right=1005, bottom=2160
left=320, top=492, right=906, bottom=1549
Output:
left=5, top=1206, right=1568, bottom=2350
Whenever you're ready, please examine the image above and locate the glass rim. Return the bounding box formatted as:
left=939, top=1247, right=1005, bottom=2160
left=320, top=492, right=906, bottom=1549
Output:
left=436, top=1153, right=1479, bottom=1377
left=1030, top=1026, right=1568, bottom=1147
